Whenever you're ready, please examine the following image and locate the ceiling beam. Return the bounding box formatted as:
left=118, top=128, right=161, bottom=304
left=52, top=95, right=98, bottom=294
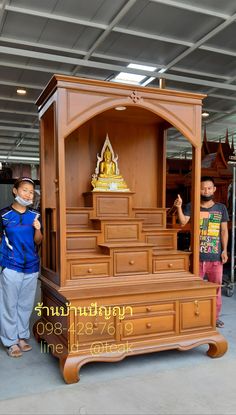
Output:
left=0, top=109, right=37, bottom=116
left=150, top=0, right=230, bottom=19
left=113, top=27, right=193, bottom=47
left=0, top=95, right=35, bottom=104
left=0, top=126, right=39, bottom=133
left=0, top=0, right=10, bottom=33
left=0, top=80, right=43, bottom=90
left=2, top=45, right=236, bottom=92
left=5, top=5, right=107, bottom=29
left=0, top=120, right=38, bottom=126
left=0, top=36, right=234, bottom=83
left=169, top=67, right=229, bottom=80
left=200, top=44, right=236, bottom=57
left=5, top=2, right=231, bottom=29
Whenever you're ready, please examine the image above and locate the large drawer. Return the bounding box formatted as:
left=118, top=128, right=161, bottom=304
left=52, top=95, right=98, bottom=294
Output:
left=114, top=250, right=150, bottom=276
left=121, top=314, right=175, bottom=339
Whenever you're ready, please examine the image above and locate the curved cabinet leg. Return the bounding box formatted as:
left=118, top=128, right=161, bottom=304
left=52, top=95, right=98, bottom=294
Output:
left=59, top=355, right=83, bottom=384
left=207, top=335, right=228, bottom=358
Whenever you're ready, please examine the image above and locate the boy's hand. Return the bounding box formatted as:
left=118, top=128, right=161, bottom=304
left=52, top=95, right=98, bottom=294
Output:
left=33, top=214, right=41, bottom=230
left=174, top=194, right=182, bottom=208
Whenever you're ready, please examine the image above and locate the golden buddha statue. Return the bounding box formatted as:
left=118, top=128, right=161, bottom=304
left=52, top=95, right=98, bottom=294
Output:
left=91, top=135, right=129, bottom=192
left=99, top=147, right=120, bottom=178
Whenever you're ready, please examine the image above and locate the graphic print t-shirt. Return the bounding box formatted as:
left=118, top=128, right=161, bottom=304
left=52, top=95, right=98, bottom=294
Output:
left=183, top=202, right=229, bottom=262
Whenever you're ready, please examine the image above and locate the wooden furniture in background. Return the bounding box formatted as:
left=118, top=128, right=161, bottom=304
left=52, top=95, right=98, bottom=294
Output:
left=35, top=75, right=227, bottom=383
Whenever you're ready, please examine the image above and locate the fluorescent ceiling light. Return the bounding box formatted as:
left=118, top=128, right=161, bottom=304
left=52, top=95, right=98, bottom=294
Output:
left=127, top=63, right=156, bottom=72
left=112, top=72, right=146, bottom=85
left=202, top=111, right=209, bottom=118
left=112, top=63, right=157, bottom=86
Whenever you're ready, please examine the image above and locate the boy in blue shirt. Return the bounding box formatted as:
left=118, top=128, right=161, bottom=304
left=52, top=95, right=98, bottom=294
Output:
left=0, top=177, right=43, bottom=357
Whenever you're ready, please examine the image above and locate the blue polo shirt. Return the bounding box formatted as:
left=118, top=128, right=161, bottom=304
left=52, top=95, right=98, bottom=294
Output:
left=0, top=206, right=41, bottom=273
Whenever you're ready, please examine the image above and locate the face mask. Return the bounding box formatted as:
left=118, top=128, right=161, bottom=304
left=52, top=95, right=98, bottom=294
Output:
left=15, top=195, right=33, bottom=207
left=201, top=195, right=214, bottom=202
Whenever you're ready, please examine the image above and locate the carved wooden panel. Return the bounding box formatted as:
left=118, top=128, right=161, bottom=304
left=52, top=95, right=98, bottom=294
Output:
left=133, top=208, right=167, bottom=228
left=145, top=231, right=178, bottom=250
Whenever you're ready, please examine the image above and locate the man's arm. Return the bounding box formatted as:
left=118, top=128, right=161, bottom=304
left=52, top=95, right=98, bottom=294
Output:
left=174, top=194, right=190, bottom=226
left=221, top=221, right=228, bottom=264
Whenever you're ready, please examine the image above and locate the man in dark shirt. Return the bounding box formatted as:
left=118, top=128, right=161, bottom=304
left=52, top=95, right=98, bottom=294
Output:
left=174, top=176, right=229, bottom=328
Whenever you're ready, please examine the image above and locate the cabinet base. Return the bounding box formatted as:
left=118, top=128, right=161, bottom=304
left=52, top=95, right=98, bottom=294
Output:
left=56, top=332, right=227, bottom=383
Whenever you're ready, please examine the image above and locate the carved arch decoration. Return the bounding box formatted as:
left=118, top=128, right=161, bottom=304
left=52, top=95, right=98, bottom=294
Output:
left=54, top=78, right=205, bottom=148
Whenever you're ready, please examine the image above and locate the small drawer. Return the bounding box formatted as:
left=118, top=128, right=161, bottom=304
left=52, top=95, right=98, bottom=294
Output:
left=121, top=314, right=175, bottom=339
left=114, top=250, right=150, bottom=276
left=153, top=256, right=189, bottom=273
left=130, top=302, right=175, bottom=315
left=71, top=261, right=110, bottom=278
left=180, top=299, right=213, bottom=332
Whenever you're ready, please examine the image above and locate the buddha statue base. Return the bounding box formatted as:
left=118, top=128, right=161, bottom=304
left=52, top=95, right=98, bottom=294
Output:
left=92, top=176, right=130, bottom=192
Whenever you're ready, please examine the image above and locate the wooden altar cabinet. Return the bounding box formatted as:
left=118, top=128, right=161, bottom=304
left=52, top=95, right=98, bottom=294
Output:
left=35, top=75, right=227, bottom=383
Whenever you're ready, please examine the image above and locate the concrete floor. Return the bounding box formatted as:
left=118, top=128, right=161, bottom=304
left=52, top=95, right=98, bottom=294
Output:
left=0, top=281, right=236, bottom=415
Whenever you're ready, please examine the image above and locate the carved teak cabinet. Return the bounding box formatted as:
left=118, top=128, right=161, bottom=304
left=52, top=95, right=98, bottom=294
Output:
left=35, top=75, right=227, bottom=383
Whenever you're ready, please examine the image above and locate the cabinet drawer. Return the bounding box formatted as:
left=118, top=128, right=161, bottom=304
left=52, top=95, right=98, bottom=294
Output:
left=114, top=250, right=150, bottom=276
left=72, top=315, right=116, bottom=344
left=180, top=299, right=213, bottom=332
left=153, top=256, right=189, bottom=273
left=70, top=261, right=110, bottom=278
left=131, top=302, right=174, bottom=315
left=121, top=314, right=175, bottom=338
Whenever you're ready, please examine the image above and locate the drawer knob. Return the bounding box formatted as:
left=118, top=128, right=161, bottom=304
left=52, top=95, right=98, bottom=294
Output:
left=146, top=323, right=152, bottom=329
left=88, top=268, right=93, bottom=273
left=129, top=260, right=135, bottom=265
left=146, top=307, right=151, bottom=312
left=168, top=263, right=173, bottom=268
